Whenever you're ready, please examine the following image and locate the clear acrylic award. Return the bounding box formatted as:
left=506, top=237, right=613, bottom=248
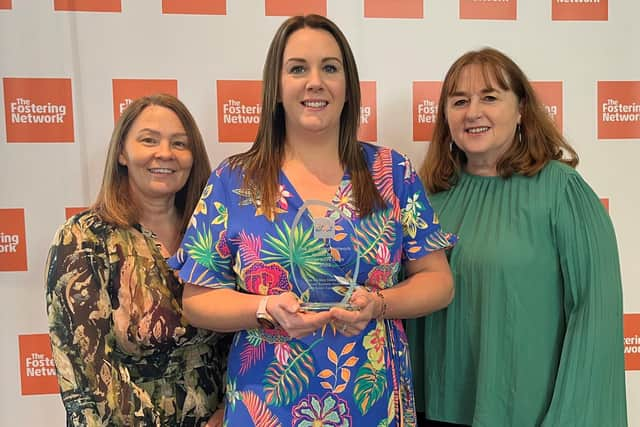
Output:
left=289, top=199, right=361, bottom=312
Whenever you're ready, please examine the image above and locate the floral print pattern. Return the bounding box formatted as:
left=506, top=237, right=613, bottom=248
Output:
left=170, top=143, right=456, bottom=426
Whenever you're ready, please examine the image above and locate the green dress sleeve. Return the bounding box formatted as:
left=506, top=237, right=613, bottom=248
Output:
left=541, top=172, right=627, bottom=426
left=45, top=217, right=118, bottom=427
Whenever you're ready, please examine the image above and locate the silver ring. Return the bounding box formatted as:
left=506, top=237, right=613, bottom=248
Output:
left=341, top=324, right=348, bottom=333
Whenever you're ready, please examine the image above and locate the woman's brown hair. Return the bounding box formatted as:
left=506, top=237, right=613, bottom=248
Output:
left=420, top=47, right=578, bottom=193
left=93, top=93, right=211, bottom=232
left=228, top=14, right=384, bottom=220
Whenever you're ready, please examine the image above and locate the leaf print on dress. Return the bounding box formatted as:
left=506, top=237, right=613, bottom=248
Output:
left=240, top=390, right=281, bottom=427
left=190, top=184, right=213, bottom=227
left=370, top=148, right=395, bottom=205
left=262, top=222, right=332, bottom=296
left=353, top=210, right=397, bottom=265
left=263, top=339, right=322, bottom=407
left=184, top=227, right=219, bottom=271
left=318, top=342, right=359, bottom=394
left=240, top=330, right=266, bottom=375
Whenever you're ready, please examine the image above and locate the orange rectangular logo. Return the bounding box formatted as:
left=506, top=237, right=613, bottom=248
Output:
left=532, top=81, right=563, bottom=132
left=552, top=0, right=608, bottom=21
left=460, top=0, right=517, bottom=20
left=598, top=81, right=640, bottom=140
left=600, top=198, right=609, bottom=213
left=624, top=313, right=640, bottom=370
left=19, top=334, right=59, bottom=395
left=65, top=206, right=88, bottom=219
left=3, top=77, right=74, bottom=143
left=0, top=208, right=27, bottom=272
left=0, top=0, right=12, bottom=9
left=54, top=0, right=121, bottom=12
left=217, top=80, right=262, bottom=143
left=265, top=0, right=326, bottom=16
left=413, top=81, right=442, bottom=142
left=162, top=0, right=226, bottom=15
left=364, top=0, right=423, bottom=19
left=112, top=79, right=178, bottom=123
left=358, top=81, right=377, bottom=142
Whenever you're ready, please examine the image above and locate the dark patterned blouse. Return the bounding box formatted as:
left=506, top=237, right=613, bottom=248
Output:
left=45, top=211, right=231, bottom=426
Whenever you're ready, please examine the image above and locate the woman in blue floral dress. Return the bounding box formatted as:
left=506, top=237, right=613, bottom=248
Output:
left=170, top=15, right=456, bottom=426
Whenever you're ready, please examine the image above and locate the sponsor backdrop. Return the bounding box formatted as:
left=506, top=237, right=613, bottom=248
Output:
left=1, top=0, right=639, bottom=425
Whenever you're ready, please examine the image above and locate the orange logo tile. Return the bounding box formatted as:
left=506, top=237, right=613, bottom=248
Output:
left=358, top=81, right=377, bottom=142
left=624, top=313, right=640, bottom=370
left=460, top=0, right=517, bottom=20
left=364, top=0, right=423, bottom=19
left=65, top=206, right=88, bottom=219
left=0, top=0, right=12, bottom=9
left=597, top=81, right=640, bottom=140
left=54, top=0, right=121, bottom=12
left=552, top=0, right=608, bottom=21
left=3, top=78, right=74, bottom=143
left=217, top=80, right=262, bottom=143
left=112, top=79, right=178, bottom=123
left=0, top=208, right=27, bottom=272
left=19, top=334, right=59, bottom=395
left=413, top=81, right=442, bottom=142
left=265, top=0, right=326, bottom=16
left=532, top=81, right=563, bottom=132
left=600, top=198, right=609, bottom=213
left=162, top=0, right=226, bottom=15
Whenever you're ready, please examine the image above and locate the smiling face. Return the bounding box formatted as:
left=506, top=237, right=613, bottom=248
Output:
left=445, top=63, right=522, bottom=174
left=279, top=27, right=347, bottom=138
left=118, top=105, right=193, bottom=204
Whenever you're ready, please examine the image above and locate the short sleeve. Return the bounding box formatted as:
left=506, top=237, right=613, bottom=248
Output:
left=541, top=171, right=627, bottom=426
left=394, top=152, right=457, bottom=261
left=169, top=163, right=237, bottom=289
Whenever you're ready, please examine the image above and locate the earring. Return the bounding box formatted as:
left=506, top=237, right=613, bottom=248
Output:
left=517, top=124, right=522, bottom=144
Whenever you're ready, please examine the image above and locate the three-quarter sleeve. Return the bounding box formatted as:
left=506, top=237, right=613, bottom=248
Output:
left=541, top=172, right=627, bottom=426
left=45, top=219, right=117, bottom=426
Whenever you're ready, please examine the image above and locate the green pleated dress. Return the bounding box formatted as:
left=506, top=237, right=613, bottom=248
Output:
left=407, top=160, right=627, bottom=427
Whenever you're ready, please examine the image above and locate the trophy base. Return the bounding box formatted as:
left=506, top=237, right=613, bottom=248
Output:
left=299, top=302, right=358, bottom=312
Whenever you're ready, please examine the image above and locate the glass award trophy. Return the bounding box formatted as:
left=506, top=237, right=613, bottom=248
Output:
left=289, top=199, right=360, bottom=312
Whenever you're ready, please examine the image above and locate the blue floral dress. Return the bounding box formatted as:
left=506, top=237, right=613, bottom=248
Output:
left=170, top=143, right=455, bottom=426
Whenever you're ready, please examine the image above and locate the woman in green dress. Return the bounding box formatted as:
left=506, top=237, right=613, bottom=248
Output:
left=407, top=48, right=627, bottom=427
left=45, top=94, right=231, bottom=426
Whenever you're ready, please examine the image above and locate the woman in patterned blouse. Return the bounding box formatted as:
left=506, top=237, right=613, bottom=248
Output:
left=170, top=15, right=456, bottom=426
left=45, top=94, right=231, bottom=426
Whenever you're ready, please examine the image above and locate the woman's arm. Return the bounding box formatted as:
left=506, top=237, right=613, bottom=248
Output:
left=183, top=285, right=332, bottom=339
left=329, top=249, right=453, bottom=335
left=380, top=248, right=453, bottom=318
left=540, top=172, right=627, bottom=427
left=45, top=218, right=116, bottom=426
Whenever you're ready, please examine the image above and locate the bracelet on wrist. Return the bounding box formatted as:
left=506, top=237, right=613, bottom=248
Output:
left=373, top=289, right=387, bottom=319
